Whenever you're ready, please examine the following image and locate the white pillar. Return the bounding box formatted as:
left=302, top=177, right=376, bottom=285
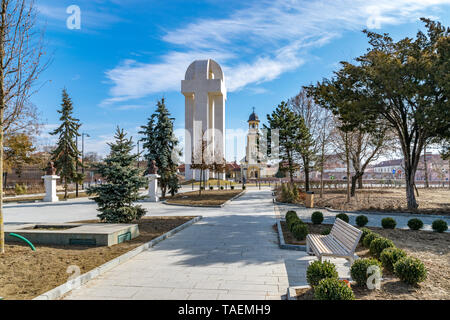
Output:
left=42, top=175, right=60, bottom=202
left=146, top=174, right=160, bottom=202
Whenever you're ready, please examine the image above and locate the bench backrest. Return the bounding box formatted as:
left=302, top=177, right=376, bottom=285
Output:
left=330, top=218, right=363, bottom=253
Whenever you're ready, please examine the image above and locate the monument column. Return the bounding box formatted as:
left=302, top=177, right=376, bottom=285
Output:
left=181, top=59, right=227, bottom=182
left=42, top=162, right=60, bottom=203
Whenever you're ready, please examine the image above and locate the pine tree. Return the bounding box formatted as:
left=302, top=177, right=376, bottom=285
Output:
left=88, top=127, right=146, bottom=223
left=265, top=101, right=303, bottom=183
left=50, top=89, right=83, bottom=199
left=139, top=98, right=181, bottom=197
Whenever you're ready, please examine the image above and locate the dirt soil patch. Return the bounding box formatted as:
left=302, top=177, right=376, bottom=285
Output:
left=0, top=216, right=195, bottom=300
left=164, top=190, right=243, bottom=206
left=280, top=223, right=450, bottom=300
left=277, top=188, right=450, bottom=215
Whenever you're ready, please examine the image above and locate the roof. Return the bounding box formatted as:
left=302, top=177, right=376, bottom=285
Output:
left=248, top=107, right=259, bottom=122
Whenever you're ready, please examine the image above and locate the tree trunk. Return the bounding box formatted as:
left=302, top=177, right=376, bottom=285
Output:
left=303, top=157, right=310, bottom=192
left=358, top=176, right=363, bottom=189
left=424, top=144, right=429, bottom=188
left=350, top=172, right=364, bottom=197
left=405, top=167, right=418, bottom=210
left=0, top=0, right=6, bottom=254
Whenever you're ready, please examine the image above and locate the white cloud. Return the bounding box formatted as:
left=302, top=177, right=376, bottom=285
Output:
left=102, top=0, right=450, bottom=106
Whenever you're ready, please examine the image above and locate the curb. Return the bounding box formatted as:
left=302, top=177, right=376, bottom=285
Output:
left=275, top=201, right=450, bottom=220
left=162, top=190, right=246, bottom=208
left=276, top=220, right=306, bottom=251
left=286, top=285, right=310, bottom=300
left=33, top=216, right=203, bottom=300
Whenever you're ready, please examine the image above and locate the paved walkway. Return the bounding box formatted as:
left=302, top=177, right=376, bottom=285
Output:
left=64, top=189, right=349, bottom=300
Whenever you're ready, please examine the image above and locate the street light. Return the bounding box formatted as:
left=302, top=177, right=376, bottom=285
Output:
left=82, top=133, right=90, bottom=190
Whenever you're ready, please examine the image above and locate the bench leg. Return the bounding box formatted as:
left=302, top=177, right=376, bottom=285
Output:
left=306, top=239, right=313, bottom=256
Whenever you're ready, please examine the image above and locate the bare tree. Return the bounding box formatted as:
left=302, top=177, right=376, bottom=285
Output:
left=0, top=0, right=47, bottom=254
left=190, top=130, right=213, bottom=195
left=290, top=89, right=333, bottom=193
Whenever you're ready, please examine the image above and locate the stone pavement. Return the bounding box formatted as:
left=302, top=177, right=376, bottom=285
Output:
left=277, top=203, right=450, bottom=232
left=64, top=189, right=349, bottom=300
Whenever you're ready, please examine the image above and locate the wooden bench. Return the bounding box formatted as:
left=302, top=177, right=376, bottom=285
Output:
left=306, top=218, right=362, bottom=264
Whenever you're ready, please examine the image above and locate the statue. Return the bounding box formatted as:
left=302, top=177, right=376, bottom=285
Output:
left=148, top=160, right=158, bottom=175
left=45, top=161, right=56, bottom=175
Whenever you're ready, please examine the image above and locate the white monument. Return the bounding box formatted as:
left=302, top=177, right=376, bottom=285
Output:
left=42, top=175, right=60, bottom=202
left=181, top=59, right=226, bottom=181
left=146, top=174, right=160, bottom=202
left=145, top=160, right=160, bottom=202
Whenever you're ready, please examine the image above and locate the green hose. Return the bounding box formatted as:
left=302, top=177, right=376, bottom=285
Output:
left=9, top=233, right=36, bottom=251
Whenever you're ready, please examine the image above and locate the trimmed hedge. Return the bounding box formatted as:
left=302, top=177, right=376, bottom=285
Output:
left=369, top=237, right=395, bottom=258
left=336, top=213, right=349, bottom=223
left=381, top=217, right=397, bottom=229
left=363, top=232, right=381, bottom=248
left=356, top=215, right=368, bottom=227
left=314, top=278, right=355, bottom=300
left=292, top=222, right=308, bottom=240
left=311, top=211, right=324, bottom=224
left=306, top=260, right=338, bottom=287
left=380, top=247, right=407, bottom=272
left=432, top=219, right=448, bottom=233
left=350, top=258, right=383, bottom=287
left=407, top=218, right=423, bottom=230
left=321, top=227, right=331, bottom=235
left=394, top=256, right=427, bottom=285
left=360, top=227, right=373, bottom=243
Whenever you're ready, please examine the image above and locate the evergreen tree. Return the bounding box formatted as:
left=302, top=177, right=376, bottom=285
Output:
left=265, top=101, right=304, bottom=183
left=50, top=89, right=83, bottom=199
left=139, top=98, right=181, bottom=197
left=88, top=127, right=146, bottom=223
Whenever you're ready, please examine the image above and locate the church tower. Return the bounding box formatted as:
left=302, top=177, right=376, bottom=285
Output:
left=241, top=108, right=262, bottom=179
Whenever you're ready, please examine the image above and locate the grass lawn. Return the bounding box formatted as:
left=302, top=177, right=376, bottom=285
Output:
left=0, top=216, right=195, bottom=300
left=278, top=222, right=450, bottom=300
left=164, top=189, right=243, bottom=206
left=277, top=187, right=450, bottom=215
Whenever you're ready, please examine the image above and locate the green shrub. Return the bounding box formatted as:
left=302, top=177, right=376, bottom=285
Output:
left=335, top=213, right=349, bottom=223
left=381, top=217, right=397, bottom=229
left=407, top=218, right=423, bottom=230
left=311, top=211, right=324, bottom=224
left=14, top=184, right=27, bottom=195
left=292, top=222, right=308, bottom=240
left=394, top=257, right=427, bottom=285
left=380, top=247, right=407, bottom=272
left=360, top=227, right=373, bottom=243
left=314, top=278, right=355, bottom=300
left=363, top=232, right=381, bottom=248
left=230, top=185, right=235, bottom=190
left=432, top=219, right=448, bottom=233
left=369, top=237, right=395, bottom=258
left=350, top=258, right=383, bottom=287
left=321, top=227, right=331, bottom=235
left=285, top=210, right=297, bottom=221
left=355, top=215, right=368, bottom=227
left=306, top=260, right=338, bottom=287
left=242, top=185, right=246, bottom=190
left=286, top=211, right=300, bottom=231
left=209, top=186, right=213, bottom=190
left=220, top=186, right=224, bottom=190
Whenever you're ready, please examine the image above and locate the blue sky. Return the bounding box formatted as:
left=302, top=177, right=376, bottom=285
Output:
left=33, top=0, right=450, bottom=161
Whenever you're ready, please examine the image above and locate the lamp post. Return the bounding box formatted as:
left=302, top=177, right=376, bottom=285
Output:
left=137, top=140, right=140, bottom=169
left=81, top=133, right=90, bottom=190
